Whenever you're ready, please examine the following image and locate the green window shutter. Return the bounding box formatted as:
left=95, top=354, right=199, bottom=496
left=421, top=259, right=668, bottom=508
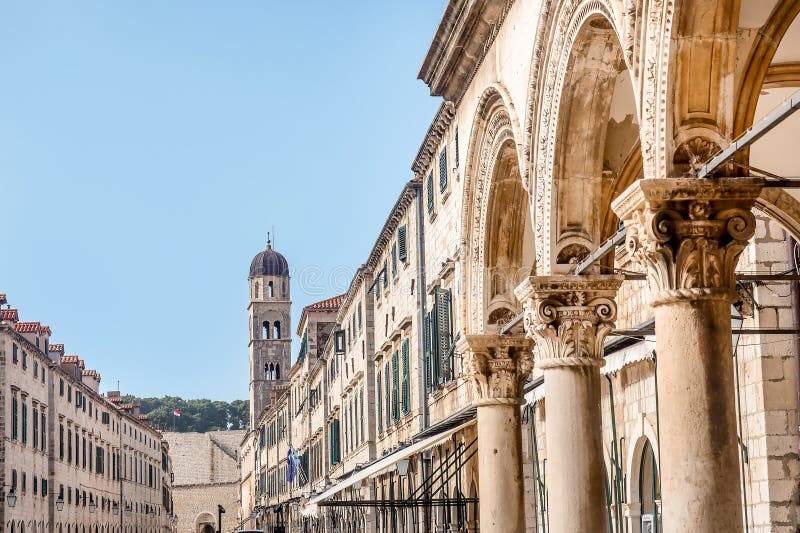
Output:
left=402, top=339, right=410, bottom=415
left=375, top=275, right=381, bottom=300
left=22, top=401, right=27, bottom=444
left=439, top=148, right=448, bottom=192
left=12, top=396, right=18, bottom=440
left=455, top=127, right=459, bottom=168
left=376, top=371, right=383, bottom=433
left=435, top=288, right=453, bottom=381
left=398, top=225, right=408, bottom=262
left=383, top=260, right=388, bottom=288
left=384, top=364, right=391, bottom=427
left=427, top=173, right=434, bottom=212
left=391, top=243, right=397, bottom=276
left=392, top=350, right=400, bottom=421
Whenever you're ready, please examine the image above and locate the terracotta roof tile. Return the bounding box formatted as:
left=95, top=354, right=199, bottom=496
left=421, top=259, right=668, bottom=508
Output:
left=107, top=396, right=123, bottom=404
left=305, top=294, right=346, bottom=311
left=83, top=369, right=100, bottom=378
left=136, top=414, right=149, bottom=420
left=60, top=355, right=79, bottom=364
left=14, top=321, right=40, bottom=333
left=1, top=309, right=19, bottom=322
left=49, top=343, right=65, bottom=353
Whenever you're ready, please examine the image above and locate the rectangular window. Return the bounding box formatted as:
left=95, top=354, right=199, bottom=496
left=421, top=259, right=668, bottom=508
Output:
left=426, top=288, right=454, bottom=391
left=376, top=371, right=383, bottom=433
left=67, top=386, right=72, bottom=403
left=59, top=379, right=64, bottom=396
left=391, top=242, right=398, bottom=277
left=41, top=478, right=48, bottom=497
left=21, top=400, right=27, bottom=444
left=329, top=419, right=340, bottom=466
left=382, top=260, right=388, bottom=288
left=455, top=127, right=460, bottom=167
left=384, top=363, right=391, bottom=428
left=427, top=172, right=435, bottom=213
left=59, top=424, right=64, bottom=460
left=68, top=429, right=73, bottom=463
left=12, top=343, right=18, bottom=364
left=11, top=394, right=18, bottom=440
left=34, top=361, right=38, bottom=379
left=402, top=339, right=411, bottom=415
left=41, top=412, right=46, bottom=451
left=33, top=408, right=38, bottom=448
left=397, top=225, right=408, bottom=263
left=392, top=350, right=400, bottom=421
left=22, top=350, right=27, bottom=369
left=439, top=148, right=448, bottom=193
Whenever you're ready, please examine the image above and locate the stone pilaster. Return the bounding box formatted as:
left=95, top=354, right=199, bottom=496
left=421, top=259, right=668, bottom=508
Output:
left=612, top=177, right=764, bottom=533
left=516, top=275, right=622, bottom=533
left=459, top=334, right=532, bottom=533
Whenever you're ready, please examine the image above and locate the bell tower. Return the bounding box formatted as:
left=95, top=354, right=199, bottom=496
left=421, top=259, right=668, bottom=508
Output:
left=248, top=236, right=292, bottom=428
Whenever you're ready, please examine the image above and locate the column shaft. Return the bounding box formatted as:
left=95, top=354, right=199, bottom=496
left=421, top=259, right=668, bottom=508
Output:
left=654, top=298, right=742, bottom=532
left=544, top=365, right=607, bottom=533
left=476, top=403, right=525, bottom=532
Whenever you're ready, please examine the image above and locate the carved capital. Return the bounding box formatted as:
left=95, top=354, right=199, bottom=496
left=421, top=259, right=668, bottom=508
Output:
left=612, top=178, right=764, bottom=305
left=459, top=335, right=533, bottom=405
left=516, top=275, right=623, bottom=369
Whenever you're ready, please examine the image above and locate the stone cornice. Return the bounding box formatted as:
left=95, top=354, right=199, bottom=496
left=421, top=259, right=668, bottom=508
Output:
left=418, top=0, right=515, bottom=103
left=411, top=102, right=455, bottom=179
left=365, top=180, right=421, bottom=271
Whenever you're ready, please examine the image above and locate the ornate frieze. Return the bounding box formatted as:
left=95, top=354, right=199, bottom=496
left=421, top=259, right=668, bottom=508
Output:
left=612, top=178, right=764, bottom=305
left=459, top=334, right=533, bottom=406
left=515, top=275, right=623, bottom=369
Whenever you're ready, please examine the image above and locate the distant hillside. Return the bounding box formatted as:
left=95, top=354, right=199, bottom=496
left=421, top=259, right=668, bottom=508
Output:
left=122, top=395, right=249, bottom=433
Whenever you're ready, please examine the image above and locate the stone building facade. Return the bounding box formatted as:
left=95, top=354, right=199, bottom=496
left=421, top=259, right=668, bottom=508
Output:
left=164, top=431, right=245, bottom=533
left=0, top=295, right=176, bottom=533
left=239, top=1, right=800, bottom=532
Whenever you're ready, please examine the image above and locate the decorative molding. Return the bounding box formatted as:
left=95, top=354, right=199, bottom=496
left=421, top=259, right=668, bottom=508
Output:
left=418, top=0, right=515, bottom=104
left=459, top=334, right=533, bottom=405
left=612, top=178, right=764, bottom=305
left=411, top=102, right=456, bottom=179
left=516, top=275, right=622, bottom=369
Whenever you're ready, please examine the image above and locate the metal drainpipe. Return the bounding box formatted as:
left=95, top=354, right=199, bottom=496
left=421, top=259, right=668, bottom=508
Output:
left=529, top=402, right=548, bottom=533
left=733, top=308, right=749, bottom=533
left=413, top=182, right=429, bottom=532
left=606, top=375, right=623, bottom=533
left=789, top=238, right=800, bottom=465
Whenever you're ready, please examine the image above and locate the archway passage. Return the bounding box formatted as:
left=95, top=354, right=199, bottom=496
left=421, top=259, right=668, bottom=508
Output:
left=550, top=16, right=641, bottom=272
left=198, top=525, right=214, bottom=533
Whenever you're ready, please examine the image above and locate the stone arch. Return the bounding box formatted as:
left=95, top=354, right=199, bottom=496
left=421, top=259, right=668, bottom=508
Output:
left=461, top=85, right=532, bottom=333
left=194, top=512, right=216, bottom=533
left=625, top=417, right=661, bottom=504
left=529, top=2, right=642, bottom=273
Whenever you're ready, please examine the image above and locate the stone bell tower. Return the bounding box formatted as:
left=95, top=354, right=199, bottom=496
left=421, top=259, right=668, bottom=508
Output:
left=248, top=236, right=292, bottom=428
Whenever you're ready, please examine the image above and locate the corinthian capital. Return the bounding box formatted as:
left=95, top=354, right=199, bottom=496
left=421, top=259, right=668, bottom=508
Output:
left=458, top=335, right=533, bottom=406
left=612, top=178, right=764, bottom=305
left=515, top=275, right=623, bottom=369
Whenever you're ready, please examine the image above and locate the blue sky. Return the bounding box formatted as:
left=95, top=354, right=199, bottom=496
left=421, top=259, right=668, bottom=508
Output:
left=0, top=1, right=445, bottom=401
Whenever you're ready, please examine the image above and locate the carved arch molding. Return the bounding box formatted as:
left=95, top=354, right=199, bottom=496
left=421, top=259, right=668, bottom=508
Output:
left=461, top=87, right=525, bottom=334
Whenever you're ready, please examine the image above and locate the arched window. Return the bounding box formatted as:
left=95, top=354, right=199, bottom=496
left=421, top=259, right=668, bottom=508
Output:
left=274, top=321, right=281, bottom=339
left=639, top=440, right=661, bottom=527
left=262, top=321, right=271, bottom=340
left=267, top=281, right=274, bottom=298
left=275, top=364, right=280, bottom=380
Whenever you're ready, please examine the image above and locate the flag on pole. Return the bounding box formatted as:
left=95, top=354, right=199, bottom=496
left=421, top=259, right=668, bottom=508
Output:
left=173, top=409, right=181, bottom=417
left=286, top=448, right=299, bottom=483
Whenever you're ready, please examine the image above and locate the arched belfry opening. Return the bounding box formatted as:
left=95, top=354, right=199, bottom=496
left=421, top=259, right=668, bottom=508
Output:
left=549, top=15, right=642, bottom=272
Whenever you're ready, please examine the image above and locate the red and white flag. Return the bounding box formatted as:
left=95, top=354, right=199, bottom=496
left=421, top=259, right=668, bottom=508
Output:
left=173, top=409, right=181, bottom=417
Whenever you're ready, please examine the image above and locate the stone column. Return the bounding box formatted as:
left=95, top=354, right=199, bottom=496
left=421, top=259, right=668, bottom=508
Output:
left=612, top=177, right=764, bottom=533
left=459, top=334, right=533, bottom=533
left=516, top=275, right=623, bottom=533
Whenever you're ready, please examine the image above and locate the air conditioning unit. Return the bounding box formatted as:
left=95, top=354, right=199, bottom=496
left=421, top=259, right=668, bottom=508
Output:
left=641, top=514, right=655, bottom=533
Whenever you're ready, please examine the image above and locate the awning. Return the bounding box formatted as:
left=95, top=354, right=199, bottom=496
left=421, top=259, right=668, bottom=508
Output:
left=602, top=340, right=655, bottom=375
left=303, top=418, right=476, bottom=512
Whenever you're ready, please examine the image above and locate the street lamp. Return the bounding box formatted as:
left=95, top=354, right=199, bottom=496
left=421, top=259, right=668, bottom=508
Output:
left=56, top=494, right=65, bottom=511
left=6, top=490, right=17, bottom=507
left=112, top=502, right=119, bottom=515
left=88, top=498, right=97, bottom=513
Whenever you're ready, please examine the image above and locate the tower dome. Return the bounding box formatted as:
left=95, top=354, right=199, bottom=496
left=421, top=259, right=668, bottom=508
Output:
left=249, top=239, right=289, bottom=278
